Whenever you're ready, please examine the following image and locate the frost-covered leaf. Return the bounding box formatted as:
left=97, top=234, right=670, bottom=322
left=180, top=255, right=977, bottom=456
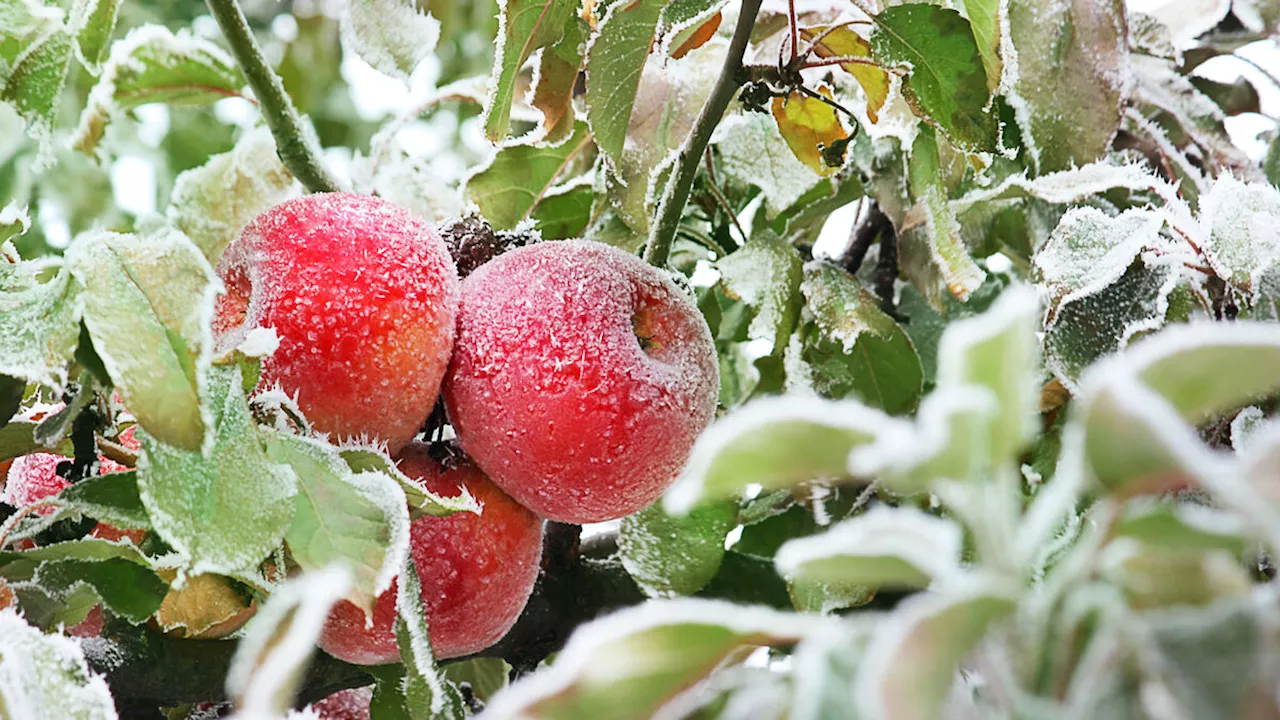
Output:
left=67, top=0, right=120, bottom=73
left=950, top=161, right=1186, bottom=220
left=0, top=608, right=117, bottom=719
left=442, top=658, right=511, bottom=704
left=532, top=181, right=594, bottom=239
left=665, top=396, right=903, bottom=514
left=227, top=566, right=351, bottom=715
left=484, top=0, right=577, bottom=141
left=38, top=558, right=168, bottom=624
left=482, top=599, right=824, bottom=719
left=791, top=624, right=870, bottom=720
left=137, top=363, right=297, bottom=578
left=585, top=0, right=666, bottom=165
left=1, top=23, right=73, bottom=157
left=797, top=25, right=889, bottom=122
left=715, top=112, right=821, bottom=217
left=798, top=261, right=922, bottom=414
left=1131, top=54, right=1251, bottom=176
left=1005, top=0, right=1126, bottom=172
left=0, top=253, right=83, bottom=390
left=0, top=203, right=31, bottom=244
left=1115, top=501, right=1249, bottom=555
left=341, top=0, right=439, bottom=81
left=906, top=127, right=985, bottom=301
left=1122, top=322, right=1280, bottom=424
left=1044, top=256, right=1179, bottom=390
left=531, top=16, right=588, bottom=143
left=339, top=446, right=480, bottom=519
left=619, top=499, right=737, bottom=598
left=466, top=120, right=592, bottom=230
left=935, top=284, right=1038, bottom=460
left=59, top=470, right=150, bottom=530
left=715, top=231, right=804, bottom=355
left=168, top=125, right=299, bottom=265
left=66, top=228, right=218, bottom=452
left=72, top=25, right=245, bottom=158
left=870, top=5, right=996, bottom=153
left=152, top=569, right=253, bottom=637
left=776, top=507, right=963, bottom=592
left=265, top=431, right=409, bottom=613
left=1100, top=540, right=1251, bottom=609
left=386, top=560, right=467, bottom=719
left=956, top=0, right=1000, bottom=92
left=668, top=9, right=719, bottom=59
left=856, top=580, right=1018, bottom=720
left=1199, top=176, right=1280, bottom=301
left=1034, top=208, right=1167, bottom=307
left=608, top=39, right=722, bottom=233
left=771, top=88, right=848, bottom=177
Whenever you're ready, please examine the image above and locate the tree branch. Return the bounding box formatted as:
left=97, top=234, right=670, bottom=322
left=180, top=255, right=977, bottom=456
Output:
left=645, top=0, right=764, bottom=267
left=204, top=0, right=343, bottom=194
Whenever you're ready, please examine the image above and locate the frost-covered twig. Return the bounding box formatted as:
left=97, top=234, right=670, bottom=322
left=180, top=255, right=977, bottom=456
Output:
left=204, top=0, right=342, bottom=194
left=645, top=0, right=765, bottom=268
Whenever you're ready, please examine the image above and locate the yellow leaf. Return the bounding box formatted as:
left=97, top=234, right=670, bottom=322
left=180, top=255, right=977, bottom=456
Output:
left=151, top=569, right=257, bottom=639
left=798, top=25, right=890, bottom=123
left=671, top=12, right=722, bottom=59
left=771, top=88, right=849, bottom=177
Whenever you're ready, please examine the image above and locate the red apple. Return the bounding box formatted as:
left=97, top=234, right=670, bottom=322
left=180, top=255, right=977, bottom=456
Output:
left=444, top=239, right=719, bottom=523
left=307, top=686, right=373, bottom=720
left=318, top=445, right=543, bottom=663
left=212, top=193, right=459, bottom=453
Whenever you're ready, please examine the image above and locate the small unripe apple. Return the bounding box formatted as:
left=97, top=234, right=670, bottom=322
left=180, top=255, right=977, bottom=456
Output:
left=318, top=445, right=543, bottom=663
left=212, top=193, right=459, bottom=453
left=444, top=239, right=719, bottom=523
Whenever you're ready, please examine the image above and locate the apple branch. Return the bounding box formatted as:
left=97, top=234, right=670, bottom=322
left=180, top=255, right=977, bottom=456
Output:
left=645, top=0, right=764, bottom=267
left=204, top=0, right=343, bottom=194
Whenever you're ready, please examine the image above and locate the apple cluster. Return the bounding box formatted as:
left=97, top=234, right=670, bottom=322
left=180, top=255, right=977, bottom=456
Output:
left=212, top=194, right=719, bottom=664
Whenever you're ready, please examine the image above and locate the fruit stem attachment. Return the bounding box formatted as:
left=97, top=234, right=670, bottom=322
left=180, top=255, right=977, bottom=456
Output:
left=645, top=0, right=764, bottom=268
left=204, top=0, right=344, bottom=194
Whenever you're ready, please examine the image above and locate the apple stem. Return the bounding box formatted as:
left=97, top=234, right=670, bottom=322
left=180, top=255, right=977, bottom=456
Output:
left=204, top=0, right=344, bottom=194
left=645, top=0, right=764, bottom=268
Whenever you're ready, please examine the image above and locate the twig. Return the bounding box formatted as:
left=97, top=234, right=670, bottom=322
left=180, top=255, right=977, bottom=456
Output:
left=841, top=200, right=885, bottom=275
left=787, top=0, right=799, bottom=64
left=873, top=219, right=900, bottom=317
left=204, top=0, right=343, bottom=193
left=0, top=500, right=60, bottom=549
left=645, top=0, right=765, bottom=267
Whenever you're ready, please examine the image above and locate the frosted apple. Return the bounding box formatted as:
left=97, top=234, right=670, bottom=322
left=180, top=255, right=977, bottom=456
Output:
left=212, top=193, right=458, bottom=452
left=444, top=239, right=719, bottom=523
left=318, top=445, right=543, bottom=663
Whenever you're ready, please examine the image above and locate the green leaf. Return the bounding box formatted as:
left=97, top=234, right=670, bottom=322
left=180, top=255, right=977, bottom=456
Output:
left=584, top=0, right=667, bottom=165
left=0, top=203, right=31, bottom=244
left=1, top=537, right=152, bottom=567
left=715, top=112, right=821, bottom=218
left=1044, top=257, right=1178, bottom=391
left=39, top=558, right=168, bottom=624
left=619, top=499, right=737, bottom=598
left=532, top=181, right=594, bottom=239
left=0, top=253, right=83, bottom=390
left=339, top=446, right=481, bottom=519
left=870, top=5, right=996, bottom=153
left=1005, top=0, right=1126, bottom=172
left=66, top=227, right=218, bottom=452
left=1099, top=541, right=1251, bottom=610
left=482, top=599, right=823, bottom=720
left=441, top=658, right=511, bottom=704
left=665, top=395, right=901, bottom=514
left=1200, top=176, right=1280, bottom=300
left=1034, top=207, right=1165, bottom=309
left=715, top=231, right=804, bottom=355
left=857, top=581, right=1017, bottom=720
left=226, top=566, right=352, bottom=714
left=466, top=120, right=593, bottom=230
left=0, top=608, right=118, bottom=718
left=791, top=625, right=870, bottom=720
left=72, top=24, right=246, bottom=158
left=137, top=363, right=297, bottom=578
left=531, top=15, right=588, bottom=143
left=1114, top=501, right=1249, bottom=555
left=389, top=560, right=467, bottom=719
left=168, top=125, right=299, bottom=265
left=67, top=0, right=121, bottom=73
left=0, top=374, right=21, bottom=426
left=341, top=0, right=440, bottom=80
left=905, top=126, right=985, bottom=302
left=934, top=283, right=1039, bottom=460
left=0, top=24, right=73, bottom=156
left=776, top=507, right=963, bottom=592
left=483, top=0, right=578, bottom=140
left=798, top=261, right=922, bottom=414
left=59, top=469, right=151, bottom=530
left=1123, top=322, right=1280, bottom=424
left=266, top=431, right=409, bottom=613
left=956, top=0, right=1000, bottom=92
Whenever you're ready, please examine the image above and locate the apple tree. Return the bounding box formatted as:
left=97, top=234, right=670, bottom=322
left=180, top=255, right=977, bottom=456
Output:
left=4, top=0, right=1280, bottom=718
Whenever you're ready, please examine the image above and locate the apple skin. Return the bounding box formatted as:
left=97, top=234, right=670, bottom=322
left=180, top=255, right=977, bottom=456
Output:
left=212, top=193, right=459, bottom=453
left=307, top=686, right=373, bottom=720
left=444, top=239, right=719, bottom=523
left=318, top=445, right=543, bottom=664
